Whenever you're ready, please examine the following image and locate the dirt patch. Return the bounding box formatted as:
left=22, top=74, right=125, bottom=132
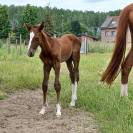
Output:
left=0, top=89, right=98, bottom=133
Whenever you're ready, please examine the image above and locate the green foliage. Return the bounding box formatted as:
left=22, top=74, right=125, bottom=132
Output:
left=21, top=4, right=37, bottom=24
left=71, top=20, right=81, bottom=36
left=0, top=5, right=10, bottom=38
left=6, top=5, right=121, bottom=37
left=108, top=10, right=121, bottom=16
left=0, top=40, right=3, bottom=48
left=44, top=14, right=54, bottom=34
left=20, top=4, right=38, bottom=38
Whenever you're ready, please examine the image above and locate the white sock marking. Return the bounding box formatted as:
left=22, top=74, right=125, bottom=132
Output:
left=70, top=81, right=78, bottom=106
left=121, top=84, right=128, bottom=97
left=56, top=104, right=61, bottom=117
left=28, top=32, right=34, bottom=50
left=39, top=106, right=46, bottom=115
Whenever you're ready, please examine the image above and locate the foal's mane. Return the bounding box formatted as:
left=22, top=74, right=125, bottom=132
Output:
left=40, top=31, right=54, bottom=53
left=43, top=32, right=53, bottom=37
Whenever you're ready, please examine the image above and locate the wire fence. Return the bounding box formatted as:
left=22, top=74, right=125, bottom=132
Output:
left=0, top=34, right=28, bottom=56
left=89, top=41, right=114, bottom=53
left=0, top=35, right=116, bottom=56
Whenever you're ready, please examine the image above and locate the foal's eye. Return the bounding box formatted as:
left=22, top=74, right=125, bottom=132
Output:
left=34, top=37, right=39, bottom=41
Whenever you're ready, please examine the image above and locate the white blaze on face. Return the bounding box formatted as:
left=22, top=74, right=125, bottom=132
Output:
left=28, top=32, right=34, bottom=50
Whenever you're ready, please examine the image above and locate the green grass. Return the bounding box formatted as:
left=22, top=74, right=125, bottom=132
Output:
left=0, top=46, right=43, bottom=94
left=0, top=44, right=133, bottom=133
left=0, top=90, right=7, bottom=100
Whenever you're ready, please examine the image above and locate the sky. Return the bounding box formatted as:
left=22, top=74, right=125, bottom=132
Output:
left=0, top=0, right=133, bottom=12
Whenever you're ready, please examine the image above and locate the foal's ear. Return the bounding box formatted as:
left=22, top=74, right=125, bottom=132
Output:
left=24, top=23, right=32, bottom=31
left=39, top=21, right=45, bottom=31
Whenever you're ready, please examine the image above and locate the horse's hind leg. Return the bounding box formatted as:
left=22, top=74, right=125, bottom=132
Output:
left=121, top=25, right=133, bottom=97
left=70, top=52, right=80, bottom=106
left=121, top=50, right=133, bottom=96
left=73, top=60, right=79, bottom=101
left=66, top=59, right=76, bottom=106
left=72, top=51, right=80, bottom=84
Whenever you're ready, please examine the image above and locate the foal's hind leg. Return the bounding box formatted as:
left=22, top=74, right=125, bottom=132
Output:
left=66, top=59, right=76, bottom=106
left=39, top=64, right=51, bottom=115
left=121, top=50, right=133, bottom=97
left=73, top=60, right=79, bottom=100
left=70, top=52, right=80, bottom=106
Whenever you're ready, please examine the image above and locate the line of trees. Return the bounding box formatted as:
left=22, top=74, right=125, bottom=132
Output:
left=0, top=4, right=121, bottom=40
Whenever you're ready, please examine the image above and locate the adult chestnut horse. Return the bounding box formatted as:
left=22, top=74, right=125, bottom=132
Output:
left=25, top=22, right=81, bottom=117
left=101, top=3, right=133, bottom=97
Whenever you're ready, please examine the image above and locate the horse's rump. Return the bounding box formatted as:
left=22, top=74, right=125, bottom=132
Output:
left=58, top=34, right=81, bottom=47
left=56, top=34, right=81, bottom=62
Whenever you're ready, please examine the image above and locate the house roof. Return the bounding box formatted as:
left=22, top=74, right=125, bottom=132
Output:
left=101, top=16, right=119, bottom=30
left=80, top=33, right=98, bottom=40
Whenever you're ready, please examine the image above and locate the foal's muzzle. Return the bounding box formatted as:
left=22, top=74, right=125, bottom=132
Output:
left=27, top=49, right=35, bottom=57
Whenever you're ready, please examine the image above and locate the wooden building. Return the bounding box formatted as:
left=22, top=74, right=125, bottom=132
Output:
left=80, top=34, right=97, bottom=53
left=101, top=16, right=131, bottom=43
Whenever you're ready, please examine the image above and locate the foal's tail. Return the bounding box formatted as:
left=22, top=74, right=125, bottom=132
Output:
left=101, top=6, right=130, bottom=85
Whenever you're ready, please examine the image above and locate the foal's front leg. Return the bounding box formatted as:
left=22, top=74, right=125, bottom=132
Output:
left=54, top=62, right=61, bottom=117
left=39, top=64, right=51, bottom=115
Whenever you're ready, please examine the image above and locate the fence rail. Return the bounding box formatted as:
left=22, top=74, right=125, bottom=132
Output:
left=0, top=34, right=27, bottom=56
left=0, top=38, right=115, bottom=56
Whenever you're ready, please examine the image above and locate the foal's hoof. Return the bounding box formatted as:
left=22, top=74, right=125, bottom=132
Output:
left=70, top=101, right=75, bottom=107
left=120, top=94, right=128, bottom=97
left=39, top=108, right=46, bottom=115
left=56, top=112, right=61, bottom=117
left=120, top=91, right=128, bottom=97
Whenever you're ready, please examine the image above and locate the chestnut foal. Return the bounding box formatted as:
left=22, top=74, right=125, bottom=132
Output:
left=25, top=22, right=81, bottom=117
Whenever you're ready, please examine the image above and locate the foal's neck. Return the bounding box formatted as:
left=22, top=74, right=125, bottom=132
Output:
left=41, top=32, right=52, bottom=54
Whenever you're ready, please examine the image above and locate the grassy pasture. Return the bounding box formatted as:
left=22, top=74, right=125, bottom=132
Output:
left=0, top=42, right=133, bottom=133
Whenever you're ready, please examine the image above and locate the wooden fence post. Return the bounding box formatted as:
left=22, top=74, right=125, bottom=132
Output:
left=23, top=40, right=26, bottom=54
left=7, top=33, right=11, bottom=54
left=19, top=34, right=22, bottom=55
left=15, top=39, right=18, bottom=55
left=6, top=38, right=8, bottom=49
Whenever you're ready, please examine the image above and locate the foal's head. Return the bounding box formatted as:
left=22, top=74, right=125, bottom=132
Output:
left=25, top=22, right=44, bottom=57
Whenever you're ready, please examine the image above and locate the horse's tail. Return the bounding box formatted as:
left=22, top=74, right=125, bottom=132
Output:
left=101, top=7, right=130, bottom=85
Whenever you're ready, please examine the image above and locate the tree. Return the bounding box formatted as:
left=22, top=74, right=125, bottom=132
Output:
left=22, top=4, right=37, bottom=24
left=0, top=5, right=10, bottom=38
left=6, top=5, right=121, bottom=38
left=19, top=4, right=38, bottom=38
left=70, top=20, right=81, bottom=36
left=44, top=13, right=53, bottom=34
